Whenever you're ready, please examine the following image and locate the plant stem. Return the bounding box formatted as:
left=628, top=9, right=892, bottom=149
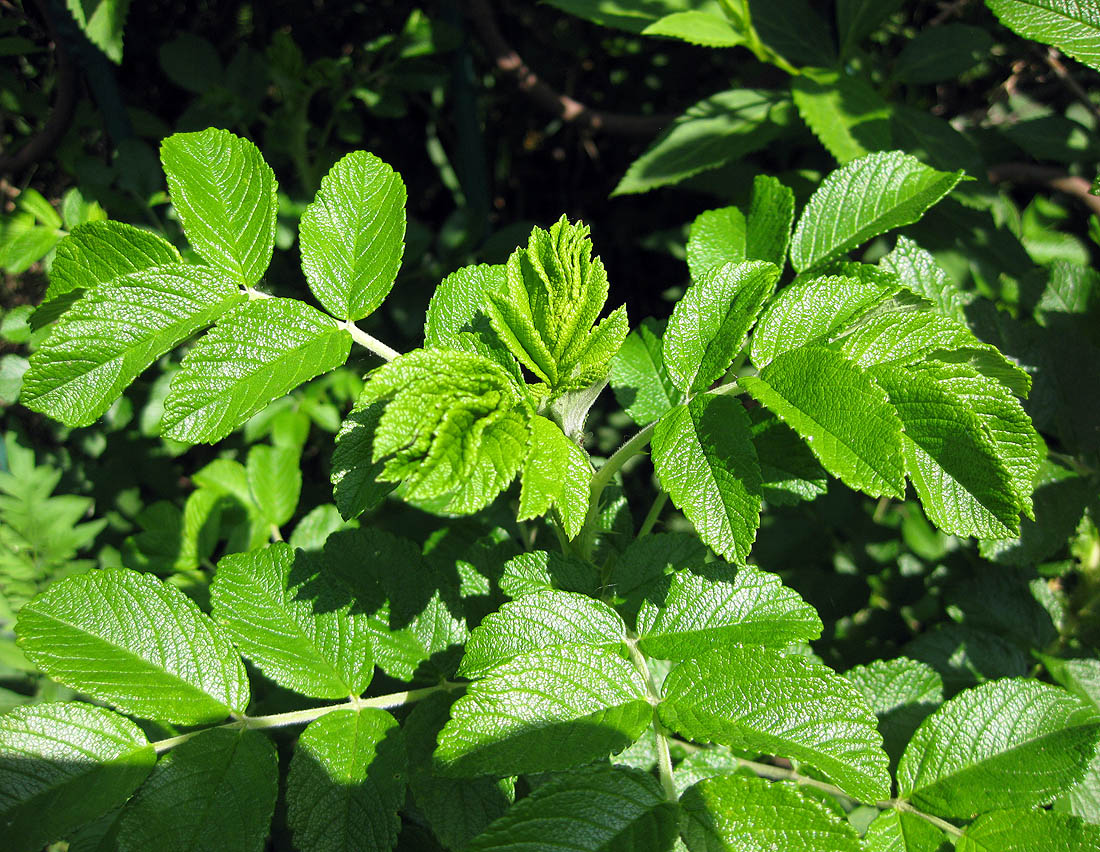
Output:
left=893, top=799, right=964, bottom=839
left=341, top=320, right=402, bottom=361
left=580, top=421, right=656, bottom=558
left=637, top=491, right=668, bottom=538
left=625, top=634, right=677, bottom=801
left=151, top=683, right=456, bottom=754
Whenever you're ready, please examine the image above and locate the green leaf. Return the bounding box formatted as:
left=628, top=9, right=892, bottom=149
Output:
left=436, top=645, right=651, bottom=777
left=160, top=128, right=277, bottom=285
left=518, top=415, right=592, bottom=539
left=22, top=265, right=245, bottom=427
left=635, top=563, right=821, bottom=659
left=750, top=0, right=837, bottom=66
left=65, top=0, right=130, bottom=63
left=299, top=151, right=406, bottom=321
left=642, top=11, right=744, bottom=47
left=956, top=808, right=1100, bottom=852
left=1058, top=749, right=1100, bottom=825
left=897, top=679, right=1100, bottom=817
left=880, top=236, right=968, bottom=321
left=286, top=708, right=406, bottom=852
left=837, top=0, right=906, bottom=58
left=467, top=764, right=677, bottom=852
left=746, top=174, right=796, bottom=269
left=986, top=0, right=1100, bottom=72
left=660, top=647, right=891, bottom=802
left=499, top=549, right=600, bottom=598
left=862, top=808, right=947, bottom=852
left=686, top=207, right=746, bottom=283
left=651, top=393, right=762, bottom=564
left=871, top=364, right=1023, bottom=538
left=748, top=408, right=829, bottom=505
left=790, top=151, right=964, bottom=272
left=614, top=89, right=792, bottom=195
left=247, top=445, right=300, bottom=528
left=663, top=260, right=779, bottom=393
left=424, top=263, right=516, bottom=368
left=1035, top=260, right=1098, bottom=324
left=487, top=217, right=627, bottom=394
left=845, top=658, right=943, bottom=767
left=679, top=772, right=863, bottom=852
left=16, top=568, right=249, bottom=724
left=161, top=297, right=352, bottom=443
left=361, top=347, right=531, bottom=513
left=0, top=702, right=155, bottom=852
left=741, top=346, right=906, bottom=498
left=331, top=398, right=396, bottom=520
left=116, top=728, right=278, bottom=852
left=211, top=543, right=374, bottom=699
left=904, top=624, right=1028, bottom=695
left=1041, top=655, right=1100, bottom=710
left=610, top=318, right=681, bottom=426
left=893, top=23, right=994, bottom=84
left=458, top=589, right=626, bottom=679
left=45, top=221, right=181, bottom=300
left=791, top=67, right=891, bottom=163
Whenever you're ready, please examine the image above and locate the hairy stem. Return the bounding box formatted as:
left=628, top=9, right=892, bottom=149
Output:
left=580, top=422, right=657, bottom=559
left=341, top=320, right=402, bottom=361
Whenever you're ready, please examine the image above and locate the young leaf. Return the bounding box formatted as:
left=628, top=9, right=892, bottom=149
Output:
left=299, top=151, right=406, bottom=321
left=634, top=564, right=822, bottom=659
left=897, top=679, right=1100, bottom=818
left=160, top=128, right=277, bottom=285
left=45, top=220, right=181, bottom=300
left=466, top=764, right=677, bottom=852
left=424, top=263, right=515, bottom=367
left=642, top=10, right=745, bottom=47
left=686, top=207, right=746, bottom=282
left=789, top=151, right=964, bottom=272
left=286, top=708, right=406, bottom=852
left=22, top=265, right=245, bottom=427
left=518, top=415, right=592, bottom=539
left=116, top=728, right=278, bottom=852
left=651, top=393, right=763, bottom=564
left=955, top=808, right=1100, bottom=852
left=679, top=772, right=863, bottom=852
left=746, top=174, right=796, bottom=269
left=0, top=702, right=155, bottom=852
left=862, top=808, right=946, bottom=852
left=331, top=398, right=396, bottom=520
left=986, top=0, right=1100, bottom=73
left=609, top=318, right=681, bottom=426
left=458, top=589, right=626, bottom=679
left=247, top=445, right=301, bottom=528
left=211, top=543, right=374, bottom=699
left=880, top=235, right=968, bottom=321
left=436, top=645, right=651, bottom=777
left=741, top=345, right=906, bottom=498
left=663, top=260, right=780, bottom=393
left=845, top=658, right=944, bottom=767
left=16, top=568, right=250, bottom=724
left=791, top=67, right=891, bottom=163
left=660, top=646, right=892, bottom=802
left=161, top=297, right=352, bottom=444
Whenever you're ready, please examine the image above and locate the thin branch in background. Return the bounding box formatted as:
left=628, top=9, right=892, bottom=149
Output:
left=1042, top=46, right=1100, bottom=125
left=988, top=162, right=1100, bottom=216
left=929, top=0, right=973, bottom=28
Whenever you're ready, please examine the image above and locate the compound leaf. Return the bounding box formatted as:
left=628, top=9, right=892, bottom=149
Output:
left=45, top=220, right=180, bottom=300
left=299, top=151, right=406, bottom=321
left=956, top=807, right=1100, bottom=852
left=610, top=318, right=681, bottom=426
left=161, top=297, right=352, bottom=444
left=16, top=568, right=249, bottom=724
left=160, top=128, right=277, bottom=285
left=986, top=0, right=1100, bottom=72
left=661, top=647, right=891, bottom=802
left=518, top=415, right=592, bottom=539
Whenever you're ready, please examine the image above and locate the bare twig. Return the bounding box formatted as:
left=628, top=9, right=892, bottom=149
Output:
left=988, top=162, right=1100, bottom=216
left=1042, top=46, right=1100, bottom=125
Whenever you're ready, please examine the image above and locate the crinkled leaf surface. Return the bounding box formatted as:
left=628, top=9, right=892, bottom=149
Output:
left=880, top=236, right=968, bottom=321
left=0, top=702, right=155, bottom=852
left=286, top=708, right=406, bottom=852
left=162, top=297, right=351, bottom=444
left=956, top=807, right=1100, bottom=852
left=45, top=220, right=180, bottom=300
left=897, top=679, right=1100, bottom=818
left=746, top=174, right=796, bottom=269
left=436, top=645, right=650, bottom=777
left=331, top=397, right=396, bottom=520
left=862, top=808, right=947, bottom=852
left=22, top=265, right=244, bottom=427
left=160, top=128, right=277, bottom=285
left=499, top=549, right=600, bottom=599
left=518, top=415, right=592, bottom=539
left=211, top=543, right=374, bottom=699
left=16, top=568, right=249, bottom=724
left=299, top=151, right=406, bottom=321
left=651, top=393, right=762, bottom=564
left=687, top=206, right=746, bottom=283
left=660, top=646, right=891, bottom=802
left=610, top=318, right=681, bottom=426
left=986, top=0, right=1100, bottom=73
left=116, top=728, right=277, bottom=852
left=790, top=151, right=963, bottom=272
left=845, top=657, right=943, bottom=767
left=748, top=408, right=829, bottom=505
left=424, top=263, right=515, bottom=368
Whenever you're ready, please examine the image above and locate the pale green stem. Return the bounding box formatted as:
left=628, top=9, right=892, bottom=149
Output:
left=269, top=524, right=283, bottom=543
left=625, top=634, right=677, bottom=801
left=637, top=492, right=668, bottom=539
left=893, top=800, right=964, bottom=839
left=580, top=421, right=657, bottom=559
left=341, top=320, right=402, bottom=361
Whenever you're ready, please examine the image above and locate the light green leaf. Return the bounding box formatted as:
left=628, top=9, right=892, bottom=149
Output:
left=610, top=318, right=682, bottom=426
left=541, top=0, right=720, bottom=34
left=161, top=297, right=352, bottom=444
left=247, top=445, right=300, bottom=528
left=116, top=728, right=278, bottom=852
left=45, top=221, right=180, bottom=300
left=741, top=346, right=906, bottom=498
left=22, top=265, right=244, bottom=427
left=287, top=708, right=405, bottom=852
left=0, top=702, right=155, bottom=852
left=679, top=771, right=863, bottom=852
left=1041, top=656, right=1100, bottom=710
left=664, top=260, right=779, bottom=393
left=635, top=563, right=821, bottom=659
left=1058, top=749, right=1100, bottom=825
left=956, top=807, right=1100, bottom=852
left=211, top=543, right=374, bottom=699
left=424, top=263, right=516, bottom=368
left=897, top=679, right=1100, bottom=818
left=16, top=568, right=249, bottom=724
left=686, top=207, right=746, bottom=283
left=845, top=658, right=943, bottom=767
left=672, top=745, right=743, bottom=795
left=651, top=393, right=762, bottom=564
left=331, top=398, right=396, bottom=520
left=746, top=174, right=796, bottom=269
left=837, top=0, right=906, bottom=57
left=436, top=645, right=651, bottom=777
left=862, top=808, right=947, bottom=852
left=65, top=0, right=130, bottom=63
left=642, top=11, right=744, bottom=47
left=790, top=151, right=964, bottom=272
left=467, top=764, right=677, bottom=852
left=986, top=0, right=1100, bottom=72
left=893, top=23, right=994, bottom=84
left=160, top=128, right=277, bottom=285
left=661, top=647, right=891, bottom=802
left=748, top=408, right=829, bottom=505
left=458, top=589, right=626, bottom=679
left=518, top=415, right=592, bottom=539
left=614, top=89, right=792, bottom=195
left=880, top=236, right=968, bottom=321
left=499, top=549, right=600, bottom=598
left=299, top=151, right=406, bottom=321
left=1036, top=260, right=1099, bottom=324
left=791, top=67, right=891, bottom=163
